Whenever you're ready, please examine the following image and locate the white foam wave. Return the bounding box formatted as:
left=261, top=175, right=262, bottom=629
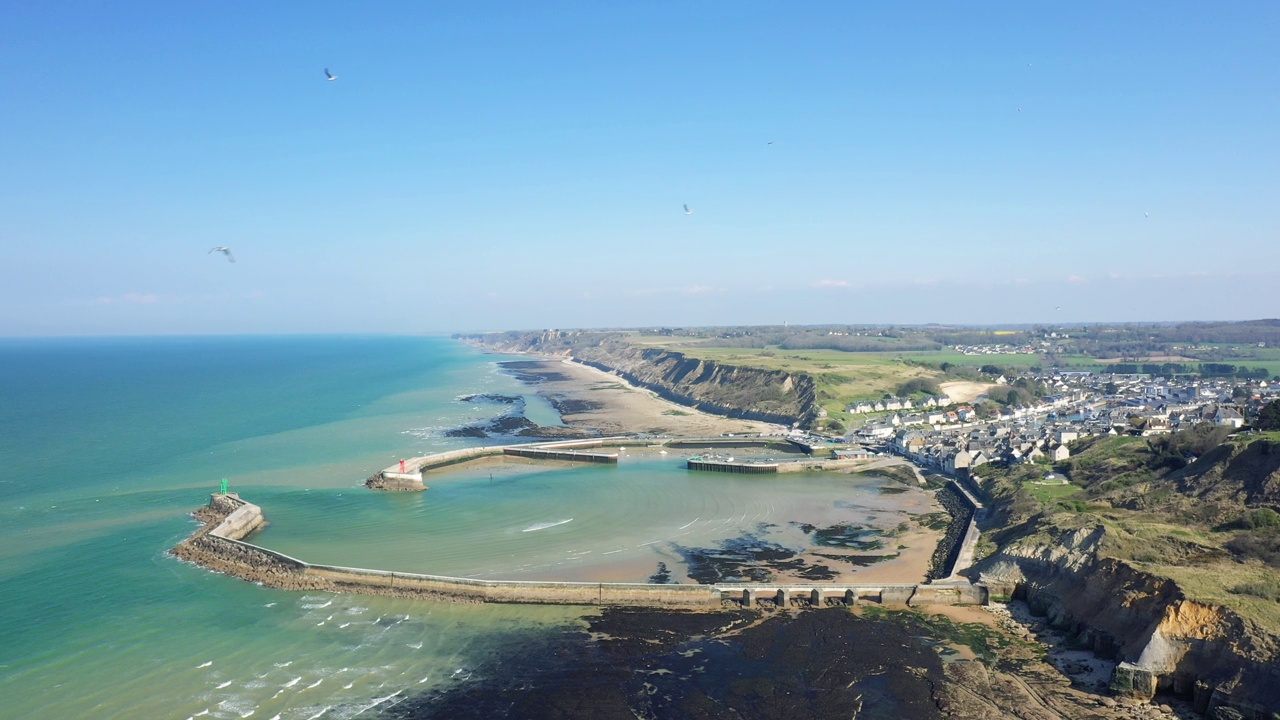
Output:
left=679, top=517, right=700, bottom=530
left=197, top=661, right=213, bottom=669
left=216, top=680, right=232, bottom=689
left=523, top=518, right=572, bottom=532
left=283, top=676, right=301, bottom=688
left=305, top=678, right=323, bottom=690
left=303, top=707, right=332, bottom=720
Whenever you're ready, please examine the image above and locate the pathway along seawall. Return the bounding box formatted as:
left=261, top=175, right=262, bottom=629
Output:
left=171, top=494, right=988, bottom=610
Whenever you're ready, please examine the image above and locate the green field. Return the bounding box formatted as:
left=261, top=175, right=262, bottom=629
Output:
left=1022, top=480, right=1083, bottom=503
left=618, top=342, right=1015, bottom=426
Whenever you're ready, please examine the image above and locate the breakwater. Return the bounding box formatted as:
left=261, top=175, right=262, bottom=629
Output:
left=172, top=494, right=989, bottom=610
left=927, top=480, right=982, bottom=581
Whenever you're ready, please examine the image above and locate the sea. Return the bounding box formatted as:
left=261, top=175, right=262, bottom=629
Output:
left=0, top=335, right=924, bottom=719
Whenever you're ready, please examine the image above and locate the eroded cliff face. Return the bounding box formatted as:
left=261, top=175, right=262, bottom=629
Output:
left=978, top=523, right=1280, bottom=717
left=467, top=332, right=819, bottom=429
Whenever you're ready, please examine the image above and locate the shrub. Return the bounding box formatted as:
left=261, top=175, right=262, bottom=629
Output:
left=1228, top=579, right=1280, bottom=601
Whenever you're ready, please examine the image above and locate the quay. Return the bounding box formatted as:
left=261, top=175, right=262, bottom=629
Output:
left=687, top=457, right=779, bottom=474
left=368, top=435, right=804, bottom=491
left=504, top=446, right=618, bottom=463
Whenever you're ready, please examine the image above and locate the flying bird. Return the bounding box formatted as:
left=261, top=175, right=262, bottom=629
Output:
left=683, top=204, right=693, bottom=215
left=208, top=247, right=235, bottom=263
left=1144, top=211, right=1149, bottom=218
left=324, top=67, right=337, bottom=81
left=767, top=141, right=775, bottom=145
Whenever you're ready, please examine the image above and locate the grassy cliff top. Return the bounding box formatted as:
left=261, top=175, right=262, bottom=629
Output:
left=978, top=430, right=1280, bottom=632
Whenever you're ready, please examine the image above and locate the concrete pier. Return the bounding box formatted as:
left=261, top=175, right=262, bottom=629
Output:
left=503, top=446, right=619, bottom=463
left=686, top=458, right=780, bottom=474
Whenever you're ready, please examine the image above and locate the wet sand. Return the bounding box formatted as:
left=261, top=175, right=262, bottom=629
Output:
left=499, top=356, right=787, bottom=437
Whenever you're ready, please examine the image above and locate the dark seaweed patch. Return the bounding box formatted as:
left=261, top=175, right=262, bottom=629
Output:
left=796, top=522, right=885, bottom=551
left=385, top=607, right=948, bottom=720
left=813, top=552, right=899, bottom=567
left=673, top=532, right=822, bottom=584
left=497, top=360, right=570, bottom=383
left=458, top=393, right=522, bottom=404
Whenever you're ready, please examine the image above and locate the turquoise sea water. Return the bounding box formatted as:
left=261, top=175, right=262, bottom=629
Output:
left=0, top=336, right=921, bottom=719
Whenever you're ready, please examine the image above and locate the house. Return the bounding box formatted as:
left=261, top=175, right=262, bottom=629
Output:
left=1050, top=444, right=1071, bottom=462
left=1214, top=407, right=1244, bottom=428
left=832, top=447, right=872, bottom=460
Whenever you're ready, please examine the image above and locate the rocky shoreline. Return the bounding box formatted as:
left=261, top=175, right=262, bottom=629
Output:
left=929, top=482, right=977, bottom=580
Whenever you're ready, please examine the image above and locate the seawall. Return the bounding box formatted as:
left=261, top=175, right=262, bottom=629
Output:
left=172, top=494, right=990, bottom=610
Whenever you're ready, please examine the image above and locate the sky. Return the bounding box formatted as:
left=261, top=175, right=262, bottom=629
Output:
left=2, top=1, right=1277, bottom=335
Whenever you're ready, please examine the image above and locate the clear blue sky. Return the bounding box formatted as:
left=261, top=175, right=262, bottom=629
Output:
left=2, top=1, right=1277, bottom=335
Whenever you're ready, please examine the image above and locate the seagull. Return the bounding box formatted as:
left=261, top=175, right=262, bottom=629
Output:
left=208, top=247, right=235, bottom=263
left=1144, top=211, right=1149, bottom=218
left=324, top=67, right=337, bottom=82
left=767, top=141, right=774, bottom=145
left=683, top=204, right=693, bottom=215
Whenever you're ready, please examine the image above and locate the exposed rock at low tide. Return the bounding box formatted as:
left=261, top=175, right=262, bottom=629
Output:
left=383, top=607, right=948, bottom=720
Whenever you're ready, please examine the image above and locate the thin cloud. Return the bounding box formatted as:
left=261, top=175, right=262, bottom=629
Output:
left=93, top=292, right=160, bottom=305
left=813, top=279, right=851, bottom=288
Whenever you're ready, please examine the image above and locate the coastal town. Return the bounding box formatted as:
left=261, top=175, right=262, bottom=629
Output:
left=836, top=370, right=1276, bottom=477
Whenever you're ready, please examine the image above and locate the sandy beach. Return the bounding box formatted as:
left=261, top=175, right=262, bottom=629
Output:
left=501, top=354, right=788, bottom=437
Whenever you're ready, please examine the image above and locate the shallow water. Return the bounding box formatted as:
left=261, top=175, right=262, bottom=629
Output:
left=0, top=336, right=937, bottom=719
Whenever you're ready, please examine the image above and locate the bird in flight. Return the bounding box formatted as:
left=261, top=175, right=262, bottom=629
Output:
left=209, top=247, right=235, bottom=263
left=683, top=204, right=693, bottom=215
left=1144, top=211, right=1149, bottom=218
left=325, top=68, right=337, bottom=81
left=767, top=141, right=774, bottom=145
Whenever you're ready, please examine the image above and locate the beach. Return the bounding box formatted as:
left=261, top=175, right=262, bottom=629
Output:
left=492, top=355, right=787, bottom=437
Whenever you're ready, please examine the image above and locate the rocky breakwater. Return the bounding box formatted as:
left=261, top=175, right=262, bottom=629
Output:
left=926, top=481, right=978, bottom=581
left=170, top=493, right=329, bottom=592
left=977, top=523, right=1280, bottom=717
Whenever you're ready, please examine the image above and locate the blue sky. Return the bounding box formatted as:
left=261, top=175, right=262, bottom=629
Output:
left=2, top=1, right=1277, bottom=335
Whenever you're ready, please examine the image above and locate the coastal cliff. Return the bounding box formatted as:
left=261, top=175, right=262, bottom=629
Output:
left=462, top=331, right=819, bottom=429
left=978, top=521, right=1280, bottom=717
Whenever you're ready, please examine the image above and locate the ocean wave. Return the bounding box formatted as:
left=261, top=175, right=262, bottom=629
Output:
left=522, top=518, right=572, bottom=532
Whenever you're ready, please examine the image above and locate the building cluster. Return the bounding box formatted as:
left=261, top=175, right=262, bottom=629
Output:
left=847, top=371, right=1278, bottom=477
left=845, top=395, right=953, bottom=414
left=953, top=344, right=1040, bottom=355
